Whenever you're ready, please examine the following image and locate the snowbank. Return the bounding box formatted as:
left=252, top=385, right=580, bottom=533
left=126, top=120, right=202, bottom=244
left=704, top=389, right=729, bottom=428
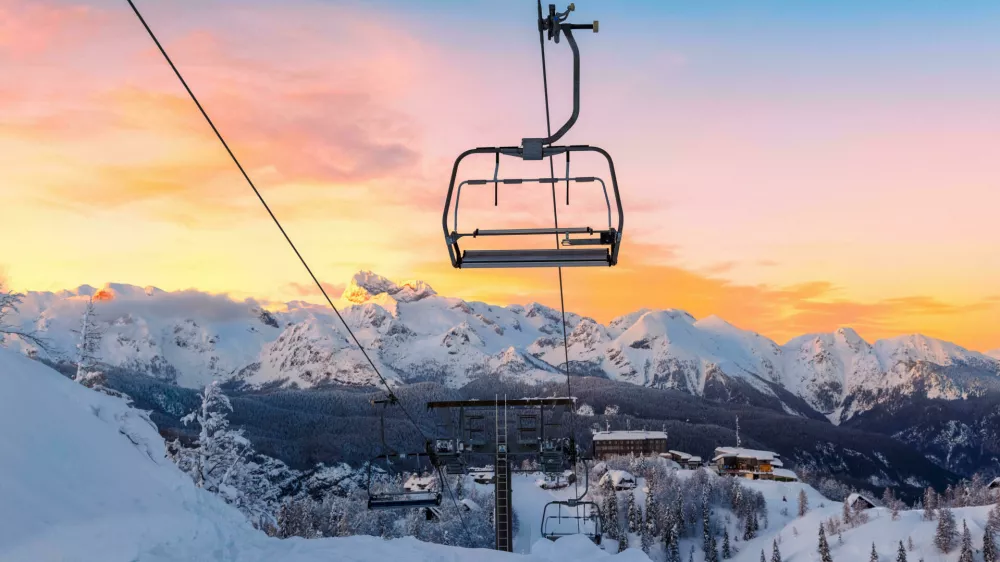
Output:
left=0, top=349, right=644, bottom=562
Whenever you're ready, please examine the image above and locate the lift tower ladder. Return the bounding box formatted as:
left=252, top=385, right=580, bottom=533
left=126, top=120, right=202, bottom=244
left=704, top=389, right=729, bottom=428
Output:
left=494, top=395, right=514, bottom=552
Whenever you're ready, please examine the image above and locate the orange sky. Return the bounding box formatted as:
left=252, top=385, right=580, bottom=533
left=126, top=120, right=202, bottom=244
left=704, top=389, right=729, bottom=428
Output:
left=1, top=0, right=998, bottom=350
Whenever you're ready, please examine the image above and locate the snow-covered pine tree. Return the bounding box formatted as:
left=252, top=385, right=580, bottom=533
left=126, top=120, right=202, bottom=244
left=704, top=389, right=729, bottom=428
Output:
left=798, top=489, right=809, bottom=517
left=907, top=537, right=914, bottom=551
left=958, top=519, right=974, bottom=562
left=707, top=535, right=719, bottom=562
left=923, top=488, right=938, bottom=521
left=934, top=508, right=957, bottom=553
left=818, top=524, right=833, bottom=562
left=842, top=499, right=854, bottom=528
left=722, top=528, right=732, bottom=559
left=0, top=284, right=48, bottom=351
left=896, top=541, right=907, bottom=562
left=641, top=504, right=653, bottom=553
left=760, top=549, right=766, bottom=562
left=73, top=296, right=107, bottom=389
left=603, top=479, right=619, bottom=541
left=891, top=500, right=900, bottom=521
left=703, top=489, right=712, bottom=553
left=646, top=489, right=660, bottom=537
left=455, top=474, right=464, bottom=499
left=771, top=539, right=781, bottom=562
left=984, top=523, right=997, bottom=562
left=667, top=523, right=682, bottom=562
left=989, top=503, right=1000, bottom=533
left=180, top=382, right=251, bottom=492
left=628, top=491, right=641, bottom=534
left=869, top=542, right=879, bottom=562
left=689, top=544, right=695, bottom=562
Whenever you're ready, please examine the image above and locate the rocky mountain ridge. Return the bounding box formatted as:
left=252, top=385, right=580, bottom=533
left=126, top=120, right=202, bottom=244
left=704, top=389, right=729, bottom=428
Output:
left=4, top=271, right=998, bottom=425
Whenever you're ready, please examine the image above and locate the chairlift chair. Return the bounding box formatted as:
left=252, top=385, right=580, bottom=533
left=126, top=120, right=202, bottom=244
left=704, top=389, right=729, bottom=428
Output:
left=540, top=500, right=603, bottom=545
left=366, top=451, right=444, bottom=511
left=539, top=460, right=602, bottom=544
left=442, top=2, right=623, bottom=269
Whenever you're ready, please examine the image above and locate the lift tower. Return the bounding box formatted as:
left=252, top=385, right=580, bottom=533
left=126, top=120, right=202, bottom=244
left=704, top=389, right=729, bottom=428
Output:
left=427, top=397, right=576, bottom=551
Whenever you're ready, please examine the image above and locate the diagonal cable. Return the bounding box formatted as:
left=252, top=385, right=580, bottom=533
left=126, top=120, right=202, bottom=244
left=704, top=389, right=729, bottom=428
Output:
left=122, top=1, right=475, bottom=540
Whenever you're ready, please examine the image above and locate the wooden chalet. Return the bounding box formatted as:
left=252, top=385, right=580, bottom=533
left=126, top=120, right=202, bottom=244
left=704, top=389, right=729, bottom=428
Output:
left=712, top=447, right=784, bottom=480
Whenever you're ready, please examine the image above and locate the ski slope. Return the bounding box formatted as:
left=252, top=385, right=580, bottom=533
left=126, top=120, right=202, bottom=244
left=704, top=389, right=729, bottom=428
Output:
left=0, top=348, right=645, bottom=562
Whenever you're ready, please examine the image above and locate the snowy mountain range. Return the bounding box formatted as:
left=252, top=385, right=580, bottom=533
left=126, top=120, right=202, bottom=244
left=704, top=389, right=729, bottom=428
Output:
left=5, top=271, right=999, bottom=425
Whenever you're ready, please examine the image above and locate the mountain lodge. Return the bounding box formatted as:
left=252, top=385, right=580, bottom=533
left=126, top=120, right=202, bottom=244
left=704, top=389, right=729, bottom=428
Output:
left=591, top=430, right=669, bottom=460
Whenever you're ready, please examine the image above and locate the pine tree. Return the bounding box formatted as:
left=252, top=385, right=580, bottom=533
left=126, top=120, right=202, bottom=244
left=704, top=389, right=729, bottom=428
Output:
left=690, top=544, right=696, bottom=562
left=73, top=296, right=106, bottom=389
left=703, top=490, right=712, bottom=553
left=923, top=488, right=938, bottom=521
left=667, top=523, right=681, bottom=562
left=896, top=541, right=907, bottom=562
left=455, top=474, right=464, bottom=500
left=958, top=520, right=974, bottom=562
left=798, top=489, right=809, bottom=517
left=818, top=524, right=833, bottom=562
left=641, top=505, right=654, bottom=554
left=707, top=536, right=719, bottom=562
left=934, top=508, right=957, bottom=553
left=603, top=483, right=620, bottom=541
left=842, top=499, right=854, bottom=528
left=760, top=550, right=766, bottom=562
left=984, top=525, right=997, bottom=562
left=989, top=503, right=1000, bottom=533
left=891, top=500, right=900, bottom=521
left=869, top=542, right=879, bottom=562
left=722, top=528, right=732, bottom=559
left=179, top=382, right=250, bottom=491
left=907, top=537, right=914, bottom=551
left=628, top=491, right=641, bottom=534
left=771, top=539, right=782, bottom=562
left=646, top=490, right=660, bottom=537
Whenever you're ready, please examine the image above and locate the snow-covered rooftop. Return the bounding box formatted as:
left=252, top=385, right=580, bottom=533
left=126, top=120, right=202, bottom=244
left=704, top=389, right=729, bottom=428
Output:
left=592, top=430, right=668, bottom=442
left=712, top=447, right=780, bottom=462
left=668, top=450, right=692, bottom=460
left=772, top=468, right=798, bottom=480
left=598, top=470, right=636, bottom=488
left=846, top=492, right=877, bottom=507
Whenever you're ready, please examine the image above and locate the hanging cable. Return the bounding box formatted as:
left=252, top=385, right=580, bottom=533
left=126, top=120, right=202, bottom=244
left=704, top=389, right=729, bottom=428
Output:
left=537, top=0, right=581, bottom=529
left=123, top=0, right=474, bottom=542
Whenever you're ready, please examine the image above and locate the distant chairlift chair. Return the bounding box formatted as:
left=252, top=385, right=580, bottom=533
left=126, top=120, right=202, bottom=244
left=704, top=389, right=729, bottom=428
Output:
left=442, top=3, right=623, bottom=269
left=365, top=451, right=444, bottom=511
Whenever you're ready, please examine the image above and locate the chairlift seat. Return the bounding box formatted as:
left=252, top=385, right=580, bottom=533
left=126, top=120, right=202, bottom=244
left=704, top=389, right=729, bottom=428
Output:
left=444, top=145, right=623, bottom=270
left=461, top=248, right=611, bottom=269
left=368, top=492, right=442, bottom=511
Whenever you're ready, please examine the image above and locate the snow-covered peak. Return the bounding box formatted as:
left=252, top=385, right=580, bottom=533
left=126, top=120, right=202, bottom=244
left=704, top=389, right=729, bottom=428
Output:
left=342, top=271, right=436, bottom=304
left=988, top=349, right=1000, bottom=360
left=873, top=333, right=985, bottom=367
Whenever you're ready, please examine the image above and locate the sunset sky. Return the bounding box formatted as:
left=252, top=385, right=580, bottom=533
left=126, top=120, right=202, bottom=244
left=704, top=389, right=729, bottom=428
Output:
left=1, top=0, right=998, bottom=351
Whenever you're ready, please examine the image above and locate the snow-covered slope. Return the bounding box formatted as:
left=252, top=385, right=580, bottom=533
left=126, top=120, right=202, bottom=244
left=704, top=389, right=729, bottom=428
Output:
left=4, top=271, right=998, bottom=423
left=986, top=349, right=1000, bottom=360
left=0, top=347, right=645, bottom=562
